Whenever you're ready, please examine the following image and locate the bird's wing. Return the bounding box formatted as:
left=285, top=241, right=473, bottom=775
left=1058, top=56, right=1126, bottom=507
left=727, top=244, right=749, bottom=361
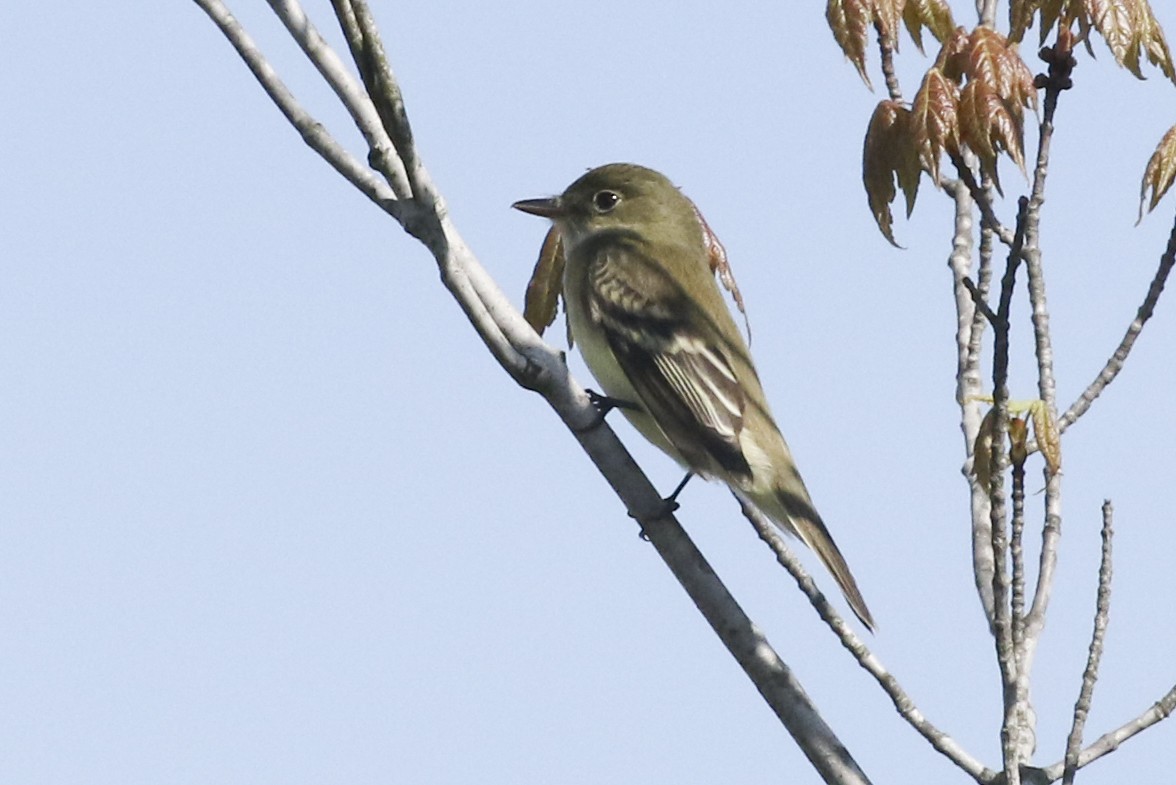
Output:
left=586, top=240, right=752, bottom=480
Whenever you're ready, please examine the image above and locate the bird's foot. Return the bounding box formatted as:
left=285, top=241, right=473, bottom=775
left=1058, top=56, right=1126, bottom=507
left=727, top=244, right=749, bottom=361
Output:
left=629, top=473, right=694, bottom=539
left=574, top=389, right=642, bottom=434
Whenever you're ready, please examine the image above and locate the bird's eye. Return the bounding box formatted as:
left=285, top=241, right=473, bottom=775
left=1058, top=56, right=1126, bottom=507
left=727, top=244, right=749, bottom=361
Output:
left=593, top=190, right=620, bottom=213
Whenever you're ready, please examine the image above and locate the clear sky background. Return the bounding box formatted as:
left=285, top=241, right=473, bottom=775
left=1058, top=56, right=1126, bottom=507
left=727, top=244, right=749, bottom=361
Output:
left=3, top=2, right=1175, bottom=784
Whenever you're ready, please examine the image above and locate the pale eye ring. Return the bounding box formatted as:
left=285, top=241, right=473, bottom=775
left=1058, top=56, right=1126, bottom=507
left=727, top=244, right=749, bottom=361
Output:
left=593, top=190, right=620, bottom=213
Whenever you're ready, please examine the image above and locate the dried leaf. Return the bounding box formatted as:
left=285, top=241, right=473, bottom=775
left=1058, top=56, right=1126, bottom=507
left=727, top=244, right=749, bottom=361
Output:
left=523, top=226, right=566, bottom=340
left=1009, top=417, right=1030, bottom=469
left=863, top=99, right=921, bottom=245
left=911, top=66, right=961, bottom=182
left=1138, top=123, right=1176, bottom=221
left=691, top=201, right=752, bottom=341
left=828, top=0, right=875, bottom=87
left=903, top=0, right=956, bottom=52
left=972, top=406, right=1001, bottom=489
left=1029, top=402, right=1062, bottom=474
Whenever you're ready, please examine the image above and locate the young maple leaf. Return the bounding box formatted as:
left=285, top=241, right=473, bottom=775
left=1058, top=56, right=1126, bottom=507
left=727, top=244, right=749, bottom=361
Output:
left=911, top=66, right=961, bottom=183
left=827, top=0, right=876, bottom=87
left=863, top=99, right=922, bottom=245
left=903, top=0, right=957, bottom=53
left=1088, top=0, right=1176, bottom=84
left=1138, top=123, right=1176, bottom=222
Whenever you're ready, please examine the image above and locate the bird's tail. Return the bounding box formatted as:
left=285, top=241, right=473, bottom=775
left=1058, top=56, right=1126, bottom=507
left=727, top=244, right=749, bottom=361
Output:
left=750, top=485, right=875, bottom=632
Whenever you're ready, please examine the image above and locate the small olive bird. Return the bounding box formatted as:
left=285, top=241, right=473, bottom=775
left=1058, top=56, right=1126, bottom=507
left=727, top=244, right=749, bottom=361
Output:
left=513, top=163, right=874, bottom=630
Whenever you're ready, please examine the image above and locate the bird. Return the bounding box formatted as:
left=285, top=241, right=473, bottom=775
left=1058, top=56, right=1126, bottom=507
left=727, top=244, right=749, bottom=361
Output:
left=513, top=163, right=874, bottom=630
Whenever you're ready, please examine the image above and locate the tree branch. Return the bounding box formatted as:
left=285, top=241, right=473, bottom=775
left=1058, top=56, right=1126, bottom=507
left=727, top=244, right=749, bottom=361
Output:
left=1061, top=501, right=1115, bottom=785
left=947, top=157, right=1017, bottom=246
left=194, top=0, right=398, bottom=211
left=875, top=19, right=902, bottom=103
left=739, top=502, right=994, bottom=784
left=1041, top=684, right=1176, bottom=780
left=945, top=178, right=998, bottom=629
left=990, top=199, right=1030, bottom=785
left=1058, top=211, right=1176, bottom=433
left=195, top=2, right=877, bottom=782
left=1019, top=39, right=1075, bottom=719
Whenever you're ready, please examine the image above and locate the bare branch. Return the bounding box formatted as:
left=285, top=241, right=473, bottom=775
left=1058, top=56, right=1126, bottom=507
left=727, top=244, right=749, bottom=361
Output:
left=945, top=179, right=998, bottom=629
left=1010, top=458, right=1026, bottom=645
left=194, top=0, right=397, bottom=210
left=1058, top=211, right=1176, bottom=433
left=196, top=2, right=887, bottom=781
left=265, top=0, right=409, bottom=197
left=738, top=501, right=994, bottom=784
left=1061, top=501, right=1115, bottom=785
left=1020, top=38, right=1075, bottom=700
left=990, top=199, right=1030, bottom=785
left=975, top=0, right=996, bottom=27
left=947, top=156, right=1017, bottom=246
left=342, top=0, right=424, bottom=199
left=1041, top=685, right=1176, bottom=780
left=875, top=19, right=902, bottom=103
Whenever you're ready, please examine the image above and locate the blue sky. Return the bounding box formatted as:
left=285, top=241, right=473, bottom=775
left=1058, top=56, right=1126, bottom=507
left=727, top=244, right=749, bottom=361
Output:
left=3, top=2, right=1175, bottom=783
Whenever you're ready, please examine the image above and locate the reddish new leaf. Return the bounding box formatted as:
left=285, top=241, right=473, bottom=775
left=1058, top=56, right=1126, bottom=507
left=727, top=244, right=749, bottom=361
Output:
left=959, top=79, right=1026, bottom=191
left=1090, top=0, right=1144, bottom=77
left=872, top=0, right=903, bottom=48
left=828, top=0, right=875, bottom=87
left=1139, top=123, right=1176, bottom=221
left=863, top=99, right=921, bottom=245
left=1139, top=0, right=1176, bottom=84
left=1009, top=0, right=1043, bottom=43
left=911, top=66, right=960, bottom=182
left=902, top=0, right=956, bottom=53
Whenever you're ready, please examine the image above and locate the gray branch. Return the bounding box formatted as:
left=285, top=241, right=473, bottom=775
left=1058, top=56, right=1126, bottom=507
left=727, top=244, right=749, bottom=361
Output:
left=1060, top=501, right=1114, bottom=785
left=193, top=0, right=874, bottom=781
left=740, top=500, right=995, bottom=784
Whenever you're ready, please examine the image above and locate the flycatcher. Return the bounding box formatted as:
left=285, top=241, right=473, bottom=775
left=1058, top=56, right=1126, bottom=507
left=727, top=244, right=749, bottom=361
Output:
left=513, top=163, right=874, bottom=630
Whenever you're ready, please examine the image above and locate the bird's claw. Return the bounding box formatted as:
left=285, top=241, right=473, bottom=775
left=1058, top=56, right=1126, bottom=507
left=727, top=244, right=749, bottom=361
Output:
left=586, top=389, right=641, bottom=416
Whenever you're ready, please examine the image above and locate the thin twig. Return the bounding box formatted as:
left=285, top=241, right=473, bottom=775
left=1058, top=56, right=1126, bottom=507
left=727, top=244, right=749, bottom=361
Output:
left=1010, top=456, right=1026, bottom=645
left=948, top=156, right=1017, bottom=246
left=1021, top=34, right=1076, bottom=700
left=962, top=278, right=1001, bottom=326
left=945, top=178, right=998, bottom=629
left=739, top=500, right=994, bottom=784
left=194, top=0, right=398, bottom=211
left=990, top=199, right=1031, bottom=785
left=197, top=3, right=879, bottom=780
left=875, top=19, right=902, bottom=103
left=1061, top=501, right=1115, bottom=785
left=266, top=0, right=409, bottom=198
left=1041, top=684, right=1176, bottom=780
left=976, top=0, right=997, bottom=27
left=1058, top=211, right=1176, bottom=433
left=346, top=0, right=425, bottom=200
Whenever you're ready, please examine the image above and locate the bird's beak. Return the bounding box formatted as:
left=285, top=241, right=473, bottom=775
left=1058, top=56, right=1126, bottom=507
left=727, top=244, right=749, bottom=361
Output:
left=511, top=196, right=564, bottom=219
